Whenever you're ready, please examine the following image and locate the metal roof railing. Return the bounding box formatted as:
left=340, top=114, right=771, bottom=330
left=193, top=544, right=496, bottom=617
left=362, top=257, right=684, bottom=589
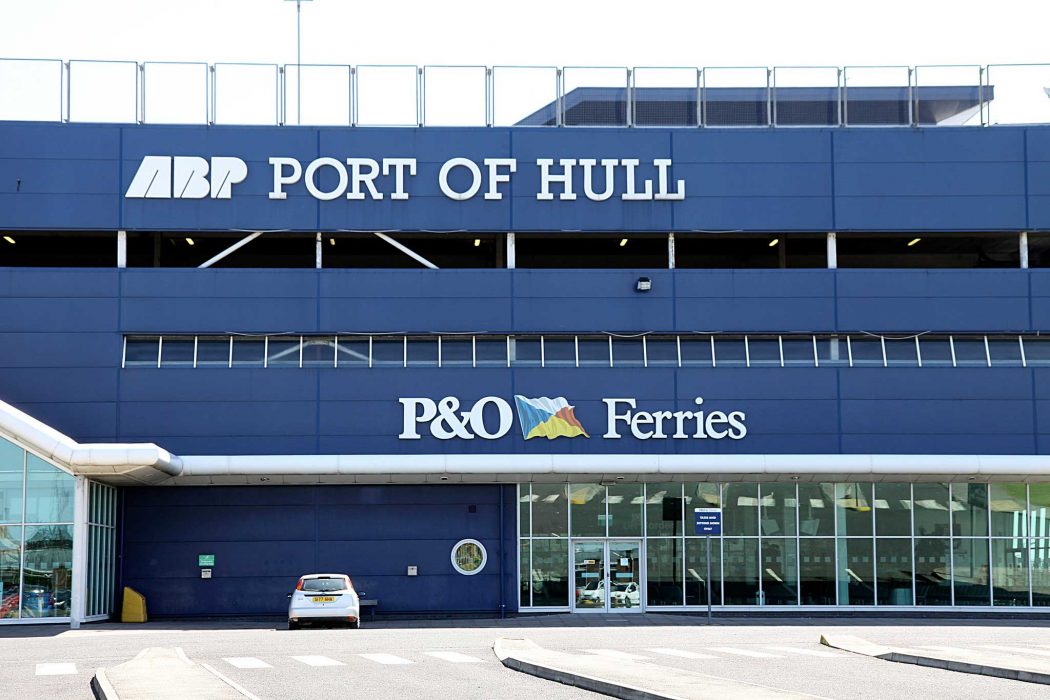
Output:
left=0, top=59, right=1047, bottom=128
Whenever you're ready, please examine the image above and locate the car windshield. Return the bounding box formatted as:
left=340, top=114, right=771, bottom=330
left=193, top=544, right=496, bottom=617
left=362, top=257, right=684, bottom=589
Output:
left=301, top=578, right=346, bottom=592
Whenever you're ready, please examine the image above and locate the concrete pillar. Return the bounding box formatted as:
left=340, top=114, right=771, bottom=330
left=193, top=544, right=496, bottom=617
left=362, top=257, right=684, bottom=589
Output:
left=506, top=232, right=516, bottom=269
left=668, top=232, right=676, bottom=269
left=1021, top=231, right=1029, bottom=269
left=315, top=233, right=323, bottom=269
left=70, top=476, right=88, bottom=629
left=827, top=232, right=838, bottom=269
left=117, top=230, right=127, bottom=268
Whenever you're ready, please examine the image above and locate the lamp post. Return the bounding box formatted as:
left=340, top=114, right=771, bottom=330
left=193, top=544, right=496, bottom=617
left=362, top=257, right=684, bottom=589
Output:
left=284, top=0, right=313, bottom=125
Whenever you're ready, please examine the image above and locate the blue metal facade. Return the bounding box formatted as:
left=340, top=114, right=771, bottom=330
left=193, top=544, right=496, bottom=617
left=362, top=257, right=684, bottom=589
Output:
left=1, top=122, right=1049, bottom=616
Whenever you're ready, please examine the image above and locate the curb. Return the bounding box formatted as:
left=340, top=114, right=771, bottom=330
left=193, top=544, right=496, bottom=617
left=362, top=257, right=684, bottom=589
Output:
left=820, top=633, right=1050, bottom=685
left=90, top=668, right=119, bottom=700
left=494, top=640, right=683, bottom=700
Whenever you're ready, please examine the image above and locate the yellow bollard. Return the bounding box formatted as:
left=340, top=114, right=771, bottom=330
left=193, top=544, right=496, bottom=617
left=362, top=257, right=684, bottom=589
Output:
left=121, top=586, right=148, bottom=623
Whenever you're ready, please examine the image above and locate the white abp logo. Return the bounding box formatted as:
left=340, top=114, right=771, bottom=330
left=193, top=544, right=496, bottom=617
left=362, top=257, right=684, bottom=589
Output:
left=124, top=155, right=248, bottom=199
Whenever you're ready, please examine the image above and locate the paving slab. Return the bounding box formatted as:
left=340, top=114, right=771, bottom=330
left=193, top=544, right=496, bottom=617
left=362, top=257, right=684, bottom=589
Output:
left=820, top=633, right=1050, bottom=685
left=92, top=647, right=255, bottom=700
left=494, top=638, right=826, bottom=700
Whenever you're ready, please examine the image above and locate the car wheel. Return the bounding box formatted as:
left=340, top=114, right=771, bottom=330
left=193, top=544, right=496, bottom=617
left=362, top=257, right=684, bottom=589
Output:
left=288, top=621, right=299, bottom=631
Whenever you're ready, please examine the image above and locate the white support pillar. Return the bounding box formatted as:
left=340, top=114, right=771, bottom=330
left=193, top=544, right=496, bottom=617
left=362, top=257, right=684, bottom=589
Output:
left=668, top=232, right=676, bottom=269
left=117, top=230, right=127, bottom=269
left=826, top=232, right=838, bottom=269
left=1021, top=231, right=1029, bottom=269
left=70, top=475, right=88, bottom=629
left=315, top=232, right=323, bottom=269
left=506, top=232, right=516, bottom=269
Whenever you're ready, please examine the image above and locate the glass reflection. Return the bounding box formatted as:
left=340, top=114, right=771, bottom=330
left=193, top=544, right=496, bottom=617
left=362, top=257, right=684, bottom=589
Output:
left=646, top=483, right=683, bottom=537
left=532, top=484, right=567, bottom=537
left=531, top=539, right=568, bottom=607
left=569, top=484, right=605, bottom=537
left=991, top=539, right=1028, bottom=606
left=24, top=456, right=74, bottom=524
left=573, top=541, right=604, bottom=609
left=913, top=484, right=950, bottom=537
left=21, top=524, right=72, bottom=618
left=607, top=484, right=643, bottom=537
left=519, top=541, right=530, bottom=607
left=518, top=486, right=531, bottom=538
left=759, top=484, right=797, bottom=537
left=953, top=538, right=990, bottom=606
left=799, top=538, right=835, bottom=605
left=723, top=538, right=760, bottom=605
left=835, top=483, right=873, bottom=537
left=762, top=538, right=798, bottom=604
left=1030, top=484, right=1050, bottom=538
left=990, top=483, right=1027, bottom=538
left=1032, top=539, right=1050, bottom=606
left=914, top=538, right=952, bottom=604
left=837, top=538, right=874, bottom=605
left=0, top=525, right=21, bottom=619
left=647, top=538, right=683, bottom=605
left=876, top=539, right=913, bottom=605
left=723, top=484, right=758, bottom=536
left=952, top=483, right=988, bottom=537
left=798, top=483, right=834, bottom=537
left=0, top=438, right=22, bottom=525
left=874, top=483, right=911, bottom=537
left=685, top=537, right=722, bottom=605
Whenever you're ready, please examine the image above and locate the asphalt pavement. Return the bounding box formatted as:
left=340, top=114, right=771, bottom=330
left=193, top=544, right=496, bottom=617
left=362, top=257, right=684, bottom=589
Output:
left=2, top=615, right=1050, bottom=700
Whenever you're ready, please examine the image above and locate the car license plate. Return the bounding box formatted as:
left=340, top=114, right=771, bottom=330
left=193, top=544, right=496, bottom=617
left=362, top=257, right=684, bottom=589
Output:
left=312, top=596, right=335, bottom=603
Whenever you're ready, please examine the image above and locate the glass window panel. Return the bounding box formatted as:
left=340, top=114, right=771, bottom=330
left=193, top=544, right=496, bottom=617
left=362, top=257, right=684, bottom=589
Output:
left=645, top=483, right=683, bottom=537
left=266, top=336, right=300, bottom=366
left=874, top=483, right=911, bottom=537
left=371, top=337, right=404, bottom=367
left=406, top=336, right=438, bottom=367
left=0, top=525, right=21, bottom=619
left=231, top=336, right=265, bottom=367
left=951, top=483, right=988, bottom=537
left=783, top=337, right=816, bottom=367
left=1031, top=484, right=1050, bottom=538
left=914, top=538, right=952, bottom=604
left=24, top=455, right=73, bottom=524
left=684, top=483, right=721, bottom=511
left=759, top=483, right=797, bottom=537
left=646, top=338, right=678, bottom=367
left=679, top=336, right=713, bottom=367
left=531, top=484, right=567, bottom=537
left=837, top=538, right=874, bottom=605
left=990, top=483, right=1028, bottom=538
left=475, top=337, right=507, bottom=367
left=918, top=337, right=953, bottom=366
left=722, top=537, right=760, bottom=605
left=1024, top=338, right=1050, bottom=366
left=913, top=483, right=950, bottom=537
left=569, top=484, right=605, bottom=537
left=609, top=541, right=642, bottom=609
left=124, top=337, right=159, bottom=366
left=302, top=337, right=335, bottom=367
left=799, top=538, right=836, bottom=605
left=988, top=338, right=1023, bottom=367
left=685, top=537, right=722, bottom=605
left=876, top=539, right=913, bottom=605
left=530, top=539, right=568, bottom=607
left=762, top=537, right=798, bottom=605
left=519, top=540, right=530, bottom=607
left=722, top=484, right=758, bottom=536
left=440, top=337, right=472, bottom=367
left=518, top=485, right=531, bottom=537
left=991, top=539, right=1029, bottom=606
left=646, top=538, right=684, bottom=605
left=0, top=438, right=23, bottom=524
left=714, top=337, right=747, bottom=366
left=611, top=337, right=645, bottom=367
left=607, top=484, right=643, bottom=537
left=798, top=483, right=835, bottom=537
left=195, top=336, right=230, bottom=367
left=510, top=337, right=542, bottom=367
left=543, top=337, right=575, bottom=367
left=835, top=483, right=873, bottom=537
left=577, top=337, right=609, bottom=367
left=160, top=336, right=194, bottom=367
left=335, top=337, right=369, bottom=368
left=21, top=524, right=73, bottom=618
left=884, top=337, right=918, bottom=367
left=849, top=337, right=883, bottom=366
left=815, top=336, right=847, bottom=367
left=953, top=538, right=990, bottom=606
left=748, top=338, right=781, bottom=367
left=1032, top=539, right=1050, bottom=606
left=953, top=338, right=987, bottom=366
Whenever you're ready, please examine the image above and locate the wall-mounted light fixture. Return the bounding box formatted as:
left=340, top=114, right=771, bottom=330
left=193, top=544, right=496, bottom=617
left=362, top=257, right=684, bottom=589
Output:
left=769, top=238, right=779, bottom=247
left=908, top=238, right=921, bottom=247
left=185, top=238, right=195, bottom=246
left=636, top=276, right=652, bottom=292
left=2, top=236, right=14, bottom=245
left=619, top=238, right=628, bottom=247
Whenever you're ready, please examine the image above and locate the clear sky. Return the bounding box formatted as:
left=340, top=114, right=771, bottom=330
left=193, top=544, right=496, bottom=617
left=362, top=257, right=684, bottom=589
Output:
left=2, top=0, right=1048, bottom=67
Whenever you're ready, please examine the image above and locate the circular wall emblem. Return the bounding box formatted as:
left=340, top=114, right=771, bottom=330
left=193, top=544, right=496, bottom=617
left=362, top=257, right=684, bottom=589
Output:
left=451, top=539, right=487, bottom=575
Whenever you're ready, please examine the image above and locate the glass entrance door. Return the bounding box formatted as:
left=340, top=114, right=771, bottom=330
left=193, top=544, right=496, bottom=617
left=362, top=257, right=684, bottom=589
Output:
left=572, top=540, right=643, bottom=612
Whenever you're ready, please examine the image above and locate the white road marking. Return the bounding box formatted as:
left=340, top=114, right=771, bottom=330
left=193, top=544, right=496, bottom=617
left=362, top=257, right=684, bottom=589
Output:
left=582, top=649, right=653, bottom=661
left=358, top=653, right=413, bottom=665
left=223, top=657, right=272, bottom=669
left=764, top=646, right=842, bottom=658
left=708, top=647, right=781, bottom=658
left=645, top=648, right=719, bottom=659
left=424, top=651, right=485, bottom=663
left=292, top=655, right=344, bottom=667
left=979, top=645, right=1050, bottom=657
left=200, top=663, right=263, bottom=700
left=35, top=663, right=77, bottom=676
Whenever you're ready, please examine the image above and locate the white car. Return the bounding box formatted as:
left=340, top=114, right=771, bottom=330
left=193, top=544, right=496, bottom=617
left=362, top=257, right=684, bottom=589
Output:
left=610, top=582, right=640, bottom=608
left=287, top=574, right=361, bottom=629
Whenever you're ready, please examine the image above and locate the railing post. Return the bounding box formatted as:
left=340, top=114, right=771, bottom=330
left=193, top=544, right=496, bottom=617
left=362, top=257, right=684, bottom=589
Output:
left=556, top=68, right=563, bottom=127
left=766, top=67, right=773, bottom=127
left=668, top=232, right=675, bottom=269
left=626, top=67, right=633, bottom=127
left=209, top=64, right=216, bottom=125
left=696, top=68, right=702, bottom=128
left=836, top=67, right=843, bottom=126
left=63, top=61, right=71, bottom=123
left=417, top=66, right=424, bottom=127
left=485, top=66, right=493, bottom=127
left=117, top=230, right=127, bottom=269
left=350, top=66, right=357, bottom=127
left=138, top=63, right=145, bottom=124
left=278, top=65, right=286, bottom=126
left=908, top=66, right=915, bottom=127
left=275, top=63, right=282, bottom=126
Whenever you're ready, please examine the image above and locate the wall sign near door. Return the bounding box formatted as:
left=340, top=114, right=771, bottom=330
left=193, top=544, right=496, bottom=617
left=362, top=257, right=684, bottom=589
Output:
left=694, top=508, right=722, bottom=536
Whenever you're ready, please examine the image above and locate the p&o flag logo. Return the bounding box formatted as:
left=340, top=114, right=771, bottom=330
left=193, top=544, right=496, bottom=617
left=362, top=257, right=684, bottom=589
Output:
left=513, top=395, right=589, bottom=440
